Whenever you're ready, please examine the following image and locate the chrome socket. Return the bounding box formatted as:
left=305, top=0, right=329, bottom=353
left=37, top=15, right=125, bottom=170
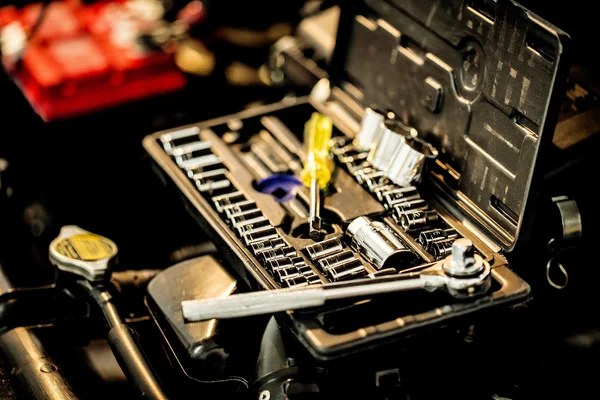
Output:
left=268, top=257, right=295, bottom=272
left=223, top=200, right=258, bottom=219
left=185, top=158, right=225, bottom=178
left=212, top=191, right=246, bottom=212
left=325, top=259, right=366, bottom=282
left=274, top=267, right=300, bottom=283
left=368, top=119, right=417, bottom=171
left=281, top=275, right=309, bottom=288
left=174, top=141, right=212, bottom=165
left=346, top=216, right=417, bottom=270
left=331, top=136, right=350, bottom=150
left=196, top=179, right=231, bottom=194
left=305, top=274, right=322, bottom=285
left=430, top=238, right=455, bottom=259
left=391, top=199, right=429, bottom=217
left=229, top=209, right=264, bottom=226
left=418, top=228, right=458, bottom=249
left=317, top=250, right=355, bottom=272
left=304, top=237, right=344, bottom=260
left=333, top=143, right=358, bottom=156
left=354, top=108, right=386, bottom=151
left=268, top=256, right=306, bottom=272
left=398, top=210, right=439, bottom=231
left=235, top=217, right=271, bottom=236
left=251, top=237, right=286, bottom=255
left=340, top=151, right=369, bottom=165
left=355, top=168, right=381, bottom=185
left=386, top=136, right=438, bottom=187
left=192, top=168, right=227, bottom=182
left=194, top=169, right=229, bottom=193
left=347, top=161, right=372, bottom=177
left=160, top=126, right=201, bottom=154
left=382, top=186, right=420, bottom=209
left=242, top=226, right=279, bottom=246
left=372, top=185, right=398, bottom=202
left=261, top=246, right=297, bottom=263
left=179, top=154, right=221, bottom=170
left=291, top=256, right=306, bottom=267
left=297, top=265, right=313, bottom=275
left=172, top=140, right=211, bottom=156
left=365, top=174, right=390, bottom=193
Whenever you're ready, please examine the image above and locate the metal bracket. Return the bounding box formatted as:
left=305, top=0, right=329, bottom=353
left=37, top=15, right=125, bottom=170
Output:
left=552, top=196, right=582, bottom=241
left=546, top=196, right=582, bottom=289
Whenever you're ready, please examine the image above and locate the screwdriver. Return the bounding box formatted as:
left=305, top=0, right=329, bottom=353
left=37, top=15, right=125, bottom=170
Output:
left=300, top=112, right=333, bottom=240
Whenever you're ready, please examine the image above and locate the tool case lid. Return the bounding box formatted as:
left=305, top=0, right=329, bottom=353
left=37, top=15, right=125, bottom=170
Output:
left=330, top=0, right=571, bottom=251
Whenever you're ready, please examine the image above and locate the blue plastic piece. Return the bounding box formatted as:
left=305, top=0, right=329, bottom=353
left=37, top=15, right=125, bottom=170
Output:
left=256, top=174, right=302, bottom=203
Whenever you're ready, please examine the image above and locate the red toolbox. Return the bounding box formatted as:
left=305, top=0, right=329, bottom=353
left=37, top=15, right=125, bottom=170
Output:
left=0, top=0, right=186, bottom=121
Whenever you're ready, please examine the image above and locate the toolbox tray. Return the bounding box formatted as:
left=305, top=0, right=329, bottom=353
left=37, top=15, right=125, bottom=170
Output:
left=143, top=0, right=570, bottom=359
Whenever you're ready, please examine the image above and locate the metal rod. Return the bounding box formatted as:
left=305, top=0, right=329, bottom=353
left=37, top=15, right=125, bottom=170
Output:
left=308, top=177, right=321, bottom=240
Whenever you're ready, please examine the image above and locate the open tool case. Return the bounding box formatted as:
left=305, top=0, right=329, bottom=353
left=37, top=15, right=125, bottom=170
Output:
left=143, top=0, right=570, bottom=360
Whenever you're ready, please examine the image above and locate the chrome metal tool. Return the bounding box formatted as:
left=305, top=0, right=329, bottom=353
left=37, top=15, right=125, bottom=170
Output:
left=368, top=119, right=416, bottom=171
left=354, top=108, right=386, bottom=151
left=386, top=136, right=438, bottom=187
left=181, top=239, right=491, bottom=322
left=346, top=216, right=417, bottom=270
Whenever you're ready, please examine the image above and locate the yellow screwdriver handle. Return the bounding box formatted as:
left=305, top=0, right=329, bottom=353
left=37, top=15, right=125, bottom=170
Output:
left=300, top=112, right=333, bottom=189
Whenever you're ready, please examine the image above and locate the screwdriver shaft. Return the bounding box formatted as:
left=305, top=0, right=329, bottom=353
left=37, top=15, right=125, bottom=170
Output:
left=301, top=112, right=333, bottom=241
left=308, top=177, right=321, bottom=239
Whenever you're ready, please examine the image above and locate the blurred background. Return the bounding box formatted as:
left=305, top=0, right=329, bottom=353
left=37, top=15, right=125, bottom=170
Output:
left=0, top=0, right=317, bottom=275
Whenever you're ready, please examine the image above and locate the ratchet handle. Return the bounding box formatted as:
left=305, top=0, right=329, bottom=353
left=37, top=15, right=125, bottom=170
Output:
left=181, top=273, right=432, bottom=322
left=182, top=287, right=326, bottom=321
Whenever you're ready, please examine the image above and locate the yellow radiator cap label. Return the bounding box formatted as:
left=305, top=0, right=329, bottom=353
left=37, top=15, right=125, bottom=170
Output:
left=53, top=233, right=116, bottom=261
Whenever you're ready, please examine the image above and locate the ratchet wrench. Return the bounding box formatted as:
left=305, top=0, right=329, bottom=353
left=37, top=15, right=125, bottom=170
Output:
left=182, top=239, right=491, bottom=322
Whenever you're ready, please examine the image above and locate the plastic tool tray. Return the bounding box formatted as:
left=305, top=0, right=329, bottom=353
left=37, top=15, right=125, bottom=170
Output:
left=143, top=98, right=528, bottom=355
left=146, top=100, right=470, bottom=286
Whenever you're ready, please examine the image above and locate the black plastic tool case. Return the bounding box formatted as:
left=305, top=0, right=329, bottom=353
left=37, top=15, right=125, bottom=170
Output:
left=144, top=0, right=570, bottom=359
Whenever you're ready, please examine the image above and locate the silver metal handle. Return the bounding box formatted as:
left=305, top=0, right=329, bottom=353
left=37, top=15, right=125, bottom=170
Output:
left=182, top=287, right=326, bottom=321
left=181, top=275, right=434, bottom=322
left=181, top=240, right=493, bottom=322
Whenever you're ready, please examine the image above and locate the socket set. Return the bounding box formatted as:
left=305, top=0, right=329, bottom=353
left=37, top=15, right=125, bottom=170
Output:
left=149, top=102, right=438, bottom=291
left=304, top=237, right=369, bottom=282
left=159, top=125, right=327, bottom=288
left=144, top=98, right=535, bottom=357
left=161, top=128, right=232, bottom=196
left=331, top=134, right=462, bottom=260
left=144, top=0, right=569, bottom=358
left=332, top=134, right=459, bottom=260
left=146, top=100, right=514, bottom=302
left=158, top=118, right=396, bottom=288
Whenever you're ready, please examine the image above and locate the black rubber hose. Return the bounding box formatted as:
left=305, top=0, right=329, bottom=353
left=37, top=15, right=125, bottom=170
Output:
left=107, top=324, right=169, bottom=400
left=87, top=285, right=169, bottom=400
